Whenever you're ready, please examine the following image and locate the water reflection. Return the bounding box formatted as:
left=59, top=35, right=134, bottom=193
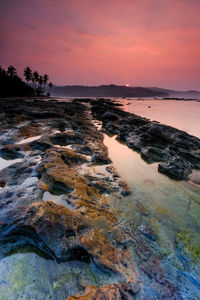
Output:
left=0, top=157, right=23, bottom=171
left=104, top=134, right=200, bottom=256
left=16, top=135, right=41, bottom=144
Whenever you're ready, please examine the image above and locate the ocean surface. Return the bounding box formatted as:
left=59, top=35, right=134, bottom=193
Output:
left=115, top=99, right=200, bottom=138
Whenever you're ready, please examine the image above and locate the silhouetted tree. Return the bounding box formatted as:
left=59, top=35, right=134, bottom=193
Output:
left=48, top=82, right=53, bottom=92
left=47, top=82, right=53, bottom=96
left=33, top=71, right=39, bottom=88
left=31, top=75, right=35, bottom=87
left=42, top=74, right=49, bottom=94
left=24, top=66, right=32, bottom=85
left=7, top=65, right=17, bottom=77
left=0, top=66, right=34, bottom=97
left=38, top=75, right=43, bottom=95
left=0, top=65, right=52, bottom=97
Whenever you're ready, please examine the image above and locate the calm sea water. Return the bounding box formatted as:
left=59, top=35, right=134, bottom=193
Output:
left=101, top=100, right=200, bottom=294
left=116, top=99, right=200, bottom=138
left=103, top=133, right=200, bottom=294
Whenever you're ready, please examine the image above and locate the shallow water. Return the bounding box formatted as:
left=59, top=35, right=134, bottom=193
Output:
left=104, top=134, right=200, bottom=272
left=117, top=99, right=200, bottom=138
left=43, top=191, right=70, bottom=207
left=0, top=157, right=23, bottom=171
left=16, top=135, right=41, bottom=144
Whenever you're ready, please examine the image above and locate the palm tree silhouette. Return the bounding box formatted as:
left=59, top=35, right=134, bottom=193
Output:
left=7, top=65, right=17, bottom=77
left=48, top=82, right=53, bottom=92
left=33, top=71, right=39, bottom=89
left=43, top=74, right=49, bottom=94
left=24, top=66, right=32, bottom=85
left=38, top=76, right=44, bottom=95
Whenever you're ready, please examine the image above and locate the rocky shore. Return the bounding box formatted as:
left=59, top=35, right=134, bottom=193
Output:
left=91, top=98, right=200, bottom=180
left=0, top=98, right=199, bottom=299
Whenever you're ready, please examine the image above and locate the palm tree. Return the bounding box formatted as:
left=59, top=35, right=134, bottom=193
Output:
left=31, top=76, right=35, bottom=87
left=33, top=71, right=39, bottom=89
left=24, top=66, right=32, bottom=85
left=42, top=74, right=49, bottom=94
left=38, top=75, right=43, bottom=95
left=48, top=82, right=53, bottom=92
left=7, top=65, right=17, bottom=77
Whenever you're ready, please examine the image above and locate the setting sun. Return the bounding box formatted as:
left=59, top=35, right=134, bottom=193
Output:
left=126, top=84, right=130, bottom=87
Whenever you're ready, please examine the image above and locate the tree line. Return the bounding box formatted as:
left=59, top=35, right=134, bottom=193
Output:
left=0, top=65, right=53, bottom=97
left=23, top=66, right=53, bottom=96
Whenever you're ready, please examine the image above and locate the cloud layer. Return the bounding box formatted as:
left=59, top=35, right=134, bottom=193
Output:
left=1, top=0, right=200, bottom=89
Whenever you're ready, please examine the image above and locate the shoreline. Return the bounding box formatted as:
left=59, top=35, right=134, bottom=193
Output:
left=0, top=97, right=199, bottom=299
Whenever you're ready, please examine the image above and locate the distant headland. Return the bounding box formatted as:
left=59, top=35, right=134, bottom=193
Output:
left=51, top=84, right=200, bottom=99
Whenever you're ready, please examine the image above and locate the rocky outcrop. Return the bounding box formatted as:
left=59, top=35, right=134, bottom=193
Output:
left=91, top=99, right=200, bottom=180
left=0, top=98, right=197, bottom=299
left=0, top=98, right=139, bottom=299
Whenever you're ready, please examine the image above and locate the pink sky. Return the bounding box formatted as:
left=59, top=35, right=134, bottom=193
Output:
left=1, top=0, right=200, bottom=90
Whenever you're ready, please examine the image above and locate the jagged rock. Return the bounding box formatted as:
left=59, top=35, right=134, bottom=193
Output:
left=158, top=158, right=192, bottom=180
left=91, top=99, right=200, bottom=180
left=138, top=225, right=156, bottom=241
left=0, top=145, right=24, bottom=159
left=51, top=131, right=84, bottom=146
left=118, top=180, right=131, bottom=196
left=101, top=112, right=119, bottom=122
left=141, top=146, right=169, bottom=163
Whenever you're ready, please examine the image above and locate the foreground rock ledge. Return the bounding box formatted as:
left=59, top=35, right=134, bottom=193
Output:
left=67, top=281, right=140, bottom=300
left=0, top=98, right=139, bottom=299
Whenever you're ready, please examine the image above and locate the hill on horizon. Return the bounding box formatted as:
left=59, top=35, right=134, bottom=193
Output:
left=51, top=84, right=200, bottom=98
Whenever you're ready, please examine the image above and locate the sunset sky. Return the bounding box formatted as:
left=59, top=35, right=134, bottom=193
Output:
left=1, top=0, right=200, bottom=90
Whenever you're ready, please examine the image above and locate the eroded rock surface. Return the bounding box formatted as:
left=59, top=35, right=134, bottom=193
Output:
left=67, top=281, right=140, bottom=300
left=0, top=98, right=199, bottom=299
left=0, top=98, right=138, bottom=299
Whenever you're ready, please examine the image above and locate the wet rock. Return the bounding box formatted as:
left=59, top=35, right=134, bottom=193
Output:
left=91, top=151, right=111, bottom=164
left=37, top=149, right=115, bottom=221
left=1, top=97, right=195, bottom=299
left=141, top=146, right=169, bottom=163
left=102, top=121, right=120, bottom=135
left=106, top=165, right=119, bottom=178
left=138, top=225, right=156, bottom=241
left=178, top=150, right=200, bottom=169
left=119, top=180, right=131, bottom=196
left=51, top=131, right=84, bottom=146
left=16, top=122, right=42, bottom=139
left=91, top=99, right=200, bottom=180
left=67, top=281, right=140, bottom=300
left=0, top=199, right=137, bottom=280
left=136, top=203, right=149, bottom=216
left=101, top=112, right=119, bottom=122
left=158, top=158, right=192, bottom=180
left=77, top=145, right=93, bottom=155
left=0, top=179, right=6, bottom=188
left=0, top=145, right=24, bottom=159
left=30, top=140, right=52, bottom=151
left=60, top=148, right=88, bottom=167
left=0, top=161, right=36, bottom=186
left=88, top=180, right=113, bottom=194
